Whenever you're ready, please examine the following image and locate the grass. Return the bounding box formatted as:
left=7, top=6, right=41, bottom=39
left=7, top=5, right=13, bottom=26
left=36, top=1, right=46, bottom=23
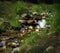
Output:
left=0, top=1, right=57, bottom=31
left=0, top=1, right=60, bottom=53
left=0, top=1, right=57, bottom=30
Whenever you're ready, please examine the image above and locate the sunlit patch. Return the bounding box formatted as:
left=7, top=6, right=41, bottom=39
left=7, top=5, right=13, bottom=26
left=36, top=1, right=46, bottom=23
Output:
left=51, top=14, right=53, bottom=17
left=33, top=12, right=38, bottom=15
left=18, top=20, right=26, bottom=23
left=2, top=46, right=6, bottom=49
left=22, top=30, right=25, bottom=33
left=42, top=16, right=46, bottom=19
left=21, top=40, right=24, bottom=43
left=35, top=28, right=40, bottom=32
left=28, top=29, right=32, bottom=32
left=21, top=13, right=27, bottom=17
left=12, top=43, right=16, bottom=45
left=41, top=12, right=45, bottom=15
left=29, top=26, right=33, bottom=29
left=20, top=34, right=23, bottom=37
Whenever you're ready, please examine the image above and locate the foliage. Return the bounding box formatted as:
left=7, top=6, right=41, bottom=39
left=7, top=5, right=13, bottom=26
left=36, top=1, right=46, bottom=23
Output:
left=0, top=1, right=60, bottom=53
